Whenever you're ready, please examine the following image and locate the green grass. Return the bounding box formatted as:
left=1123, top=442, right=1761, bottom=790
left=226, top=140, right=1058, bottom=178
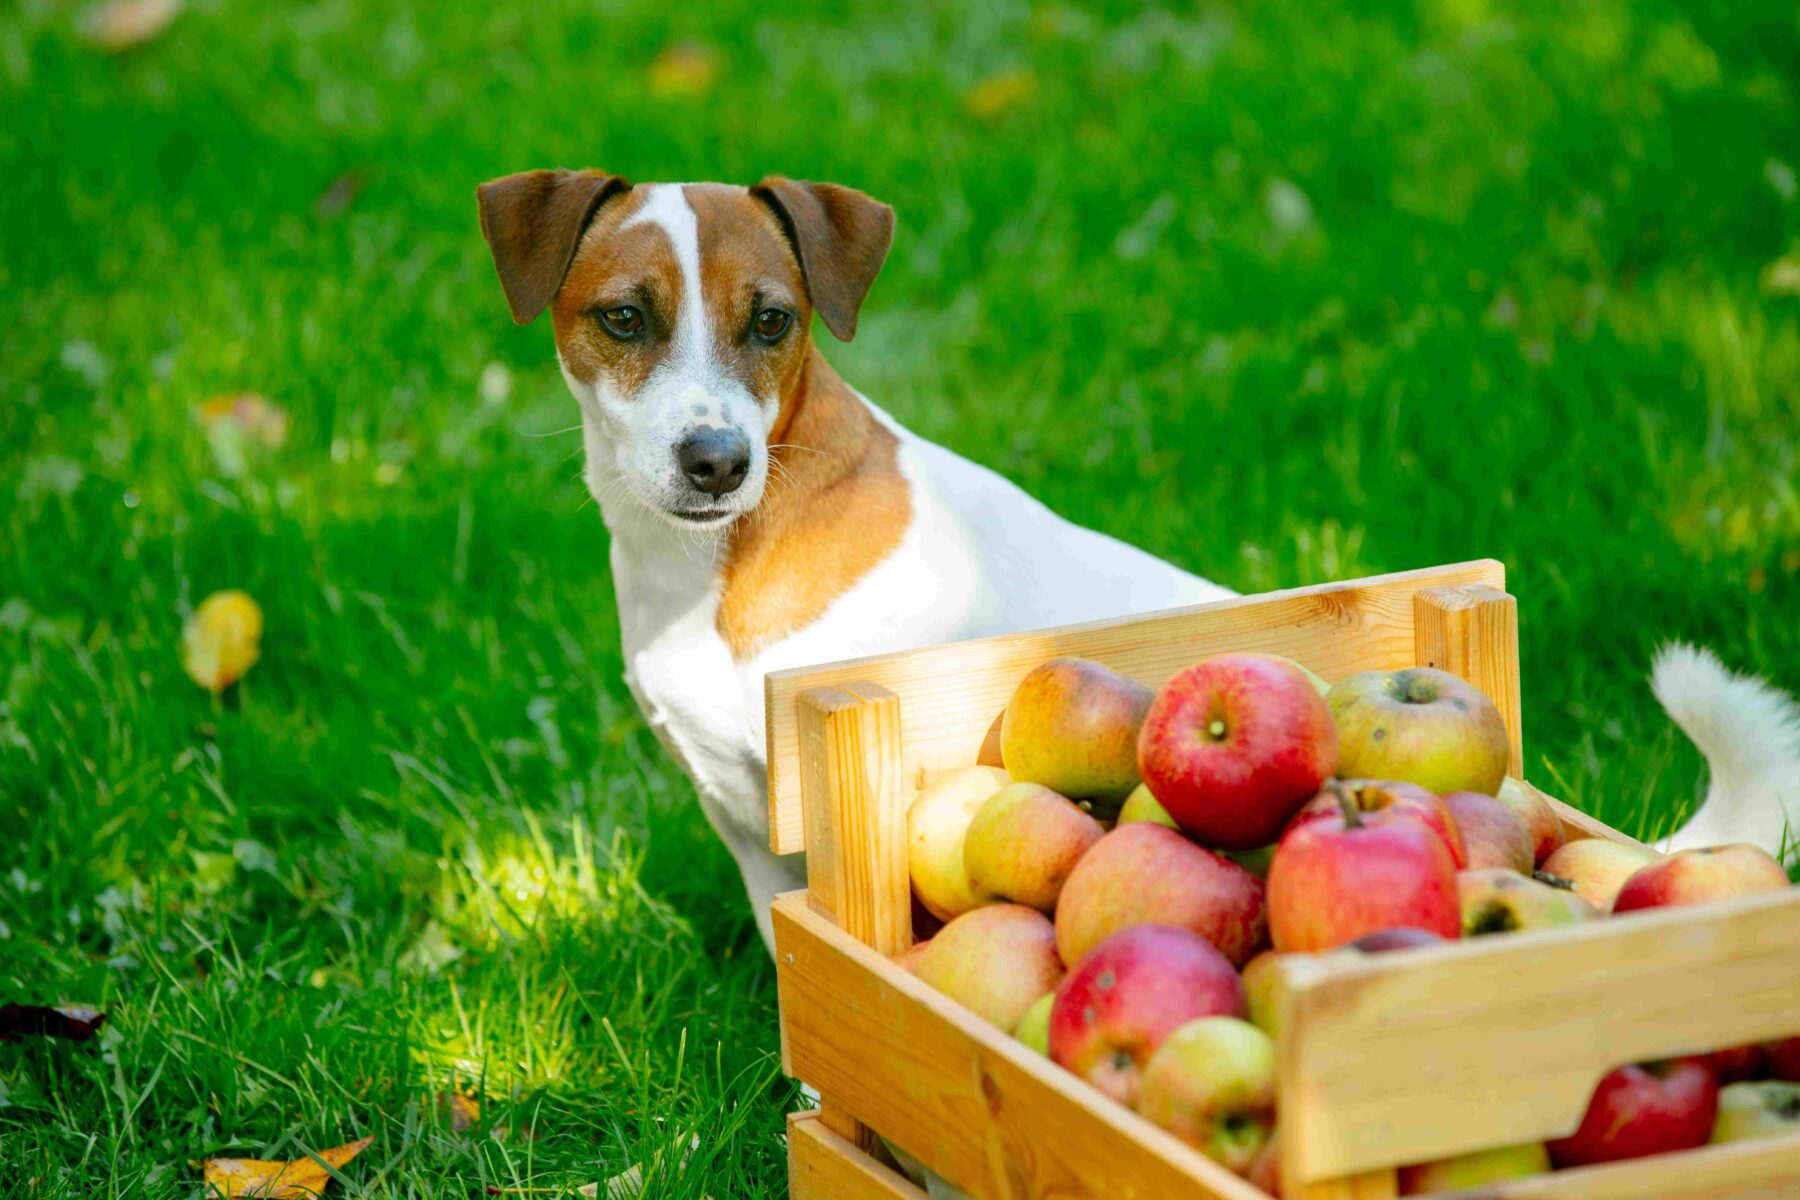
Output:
left=3, top=1, right=1799, bottom=1194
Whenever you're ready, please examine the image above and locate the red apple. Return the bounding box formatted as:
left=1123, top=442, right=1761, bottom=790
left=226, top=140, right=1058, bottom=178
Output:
left=912, top=905, right=1065, bottom=1031
left=1706, top=1044, right=1766, bottom=1085
left=1285, top=779, right=1467, bottom=868
left=1055, top=823, right=1267, bottom=968
left=1612, top=844, right=1790, bottom=914
left=1048, top=925, right=1244, bottom=1107
left=1326, top=667, right=1509, bottom=796
left=1441, top=790, right=1533, bottom=873
left=1267, top=785, right=1462, bottom=952
left=1137, top=654, right=1338, bottom=850
left=1137, top=1017, right=1278, bottom=1174
left=1767, top=1037, right=1800, bottom=1081
left=1539, top=839, right=1661, bottom=912
left=1495, top=777, right=1566, bottom=865
left=1547, top=1058, right=1720, bottom=1168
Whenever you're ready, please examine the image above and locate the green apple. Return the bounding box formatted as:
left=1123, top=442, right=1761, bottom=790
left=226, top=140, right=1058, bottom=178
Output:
left=1263, top=653, right=1332, bottom=696
left=1137, top=1017, right=1278, bottom=1174
left=1014, top=992, right=1054, bottom=1056
left=1398, top=1142, right=1551, bottom=1193
left=907, top=765, right=1010, bottom=921
left=1117, top=783, right=1178, bottom=828
left=1327, top=668, right=1510, bottom=796
left=1712, top=1081, right=1800, bottom=1144
left=963, top=782, right=1104, bottom=912
left=1240, top=950, right=1285, bottom=1039
left=1001, top=657, right=1153, bottom=818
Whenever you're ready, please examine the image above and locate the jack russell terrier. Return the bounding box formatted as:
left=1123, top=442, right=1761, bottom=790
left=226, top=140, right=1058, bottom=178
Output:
left=477, top=171, right=1800, bottom=957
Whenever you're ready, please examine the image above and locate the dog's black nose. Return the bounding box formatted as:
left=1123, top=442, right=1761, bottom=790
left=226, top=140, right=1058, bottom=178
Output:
left=676, top=428, right=751, bottom=497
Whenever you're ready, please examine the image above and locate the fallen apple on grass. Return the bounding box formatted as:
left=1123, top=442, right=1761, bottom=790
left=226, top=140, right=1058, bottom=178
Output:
left=1055, top=823, right=1268, bottom=968
left=1327, top=667, right=1509, bottom=796
left=1441, top=789, right=1533, bottom=873
left=1137, top=1017, right=1278, bottom=1174
left=1611, top=844, right=1790, bottom=914
left=1547, top=1058, right=1719, bottom=1168
left=1048, top=924, right=1244, bottom=1107
left=1538, top=838, right=1660, bottom=912
left=1137, top=653, right=1338, bottom=850
left=912, top=904, right=1064, bottom=1032
left=907, top=765, right=1011, bottom=921
left=1711, top=1080, right=1800, bottom=1145
left=1458, top=868, right=1597, bottom=936
left=1267, top=783, right=1462, bottom=952
left=963, top=782, right=1104, bottom=912
left=1002, top=657, right=1152, bottom=818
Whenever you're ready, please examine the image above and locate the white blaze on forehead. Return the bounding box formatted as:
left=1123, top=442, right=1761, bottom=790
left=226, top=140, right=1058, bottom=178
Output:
left=620, top=184, right=716, bottom=386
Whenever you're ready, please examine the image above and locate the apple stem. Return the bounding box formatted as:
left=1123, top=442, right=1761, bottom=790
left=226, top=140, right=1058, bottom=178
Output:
left=1532, top=871, right=1578, bottom=891
left=1326, top=779, right=1364, bottom=830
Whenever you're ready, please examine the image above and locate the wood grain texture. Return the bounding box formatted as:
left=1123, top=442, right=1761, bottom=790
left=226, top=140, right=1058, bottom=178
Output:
left=766, top=560, right=1506, bottom=853
left=797, top=683, right=911, bottom=1150
left=1275, top=887, right=1800, bottom=1181
left=1413, top=583, right=1524, bottom=776
left=1287, top=1172, right=1397, bottom=1200
left=774, top=892, right=1267, bottom=1200
left=1446, top=1135, right=1800, bottom=1199
left=789, top=1112, right=927, bottom=1200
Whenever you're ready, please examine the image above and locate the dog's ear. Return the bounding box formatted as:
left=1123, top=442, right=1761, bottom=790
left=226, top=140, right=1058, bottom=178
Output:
left=751, top=177, right=894, bottom=341
left=477, top=169, right=631, bottom=325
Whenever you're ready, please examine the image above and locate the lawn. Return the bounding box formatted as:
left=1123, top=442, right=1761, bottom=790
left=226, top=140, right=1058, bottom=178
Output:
left=3, top=1, right=1798, bottom=1195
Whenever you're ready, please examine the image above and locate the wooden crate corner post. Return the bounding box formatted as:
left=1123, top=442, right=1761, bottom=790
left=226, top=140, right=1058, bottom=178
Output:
left=1413, top=582, right=1524, bottom=776
left=795, top=682, right=913, bottom=1152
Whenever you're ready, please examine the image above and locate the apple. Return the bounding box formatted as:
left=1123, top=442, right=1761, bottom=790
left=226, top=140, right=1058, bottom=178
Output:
left=1014, top=992, right=1054, bottom=1056
left=976, top=707, right=1006, bottom=768
left=1002, top=657, right=1153, bottom=817
left=912, top=904, right=1064, bottom=1031
left=1224, top=844, right=1277, bottom=878
left=1345, top=927, right=1450, bottom=954
left=1137, top=653, right=1338, bottom=850
left=1538, top=839, right=1661, bottom=912
left=1055, top=823, right=1268, bottom=968
left=1712, top=1081, right=1800, bottom=1144
left=1441, top=790, right=1533, bottom=873
left=1612, top=844, right=1790, bottom=914
left=1246, top=1130, right=1281, bottom=1196
left=1285, top=779, right=1467, bottom=868
left=892, top=940, right=931, bottom=975
left=1048, top=924, right=1244, bottom=1106
left=1706, top=1044, right=1765, bottom=1085
left=963, top=782, right=1104, bottom=912
left=1240, top=950, right=1284, bottom=1039
left=1267, top=785, right=1462, bottom=952
left=908, top=765, right=1011, bottom=921
left=1117, top=782, right=1177, bottom=828
left=1766, top=1037, right=1800, bottom=1082
left=1264, top=653, right=1332, bottom=696
left=1398, top=1142, right=1550, bottom=1194
left=1326, top=668, right=1509, bottom=796
left=1495, top=777, right=1566, bottom=865
left=1137, top=1017, right=1278, bottom=1174
left=1547, top=1058, right=1719, bottom=1167
left=1458, top=868, right=1598, bottom=936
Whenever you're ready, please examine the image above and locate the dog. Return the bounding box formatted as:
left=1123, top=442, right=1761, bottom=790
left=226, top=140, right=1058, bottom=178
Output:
left=476, top=171, right=1799, bottom=959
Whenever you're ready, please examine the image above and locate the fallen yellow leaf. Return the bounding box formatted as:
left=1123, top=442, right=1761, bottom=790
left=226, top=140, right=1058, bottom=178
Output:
left=182, top=590, right=263, bottom=693
left=82, top=0, right=183, bottom=52
left=203, top=1136, right=371, bottom=1198
left=964, top=67, right=1039, bottom=120
left=441, top=1089, right=479, bottom=1132
left=648, top=42, right=719, bottom=98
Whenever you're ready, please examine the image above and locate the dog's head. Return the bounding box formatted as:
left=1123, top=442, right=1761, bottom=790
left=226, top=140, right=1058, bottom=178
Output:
left=477, top=172, right=893, bottom=528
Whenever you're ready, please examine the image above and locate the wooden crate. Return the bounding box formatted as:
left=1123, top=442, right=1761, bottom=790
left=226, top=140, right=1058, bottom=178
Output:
left=766, top=561, right=1800, bottom=1199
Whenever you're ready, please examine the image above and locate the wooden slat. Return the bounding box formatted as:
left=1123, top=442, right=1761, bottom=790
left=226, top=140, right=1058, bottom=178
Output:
left=1425, top=1135, right=1800, bottom=1200
left=766, top=560, right=1506, bottom=853
left=1289, top=1173, right=1397, bottom=1200
left=1275, top=888, right=1800, bottom=1181
left=796, top=684, right=911, bottom=1151
left=1544, top=790, right=1655, bottom=851
left=774, top=892, right=1267, bottom=1200
left=1413, top=583, right=1524, bottom=776
left=789, top=1112, right=927, bottom=1200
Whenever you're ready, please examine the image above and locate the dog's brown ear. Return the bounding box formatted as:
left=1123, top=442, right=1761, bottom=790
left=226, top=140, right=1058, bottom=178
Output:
left=477, top=169, right=631, bottom=324
left=751, top=177, right=894, bottom=341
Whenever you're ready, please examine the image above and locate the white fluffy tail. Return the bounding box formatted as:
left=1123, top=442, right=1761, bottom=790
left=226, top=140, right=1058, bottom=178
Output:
left=1653, top=643, right=1800, bottom=858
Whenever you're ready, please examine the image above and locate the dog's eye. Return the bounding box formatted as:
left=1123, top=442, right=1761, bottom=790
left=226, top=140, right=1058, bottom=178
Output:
left=752, top=308, right=791, bottom=341
left=597, top=306, right=644, bottom=339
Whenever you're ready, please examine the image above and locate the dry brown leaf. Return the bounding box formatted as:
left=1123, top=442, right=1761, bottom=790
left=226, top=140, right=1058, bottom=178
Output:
left=82, top=0, right=183, bottom=52
left=441, top=1089, right=479, bottom=1132
left=648, top=43, right=719, bottom=98
left=202, top=1136, right=371, bottom=1198
left=964, top=67, right=1039, bottom=120
left=182, top=590, right=263, bottom=693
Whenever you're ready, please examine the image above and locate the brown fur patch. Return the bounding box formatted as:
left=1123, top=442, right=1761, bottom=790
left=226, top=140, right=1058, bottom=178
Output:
left=685, top=185, right=814, bottom=408
left=715, top=347, right=912, bottom=660
left=550, top=188, right=680, bottom=395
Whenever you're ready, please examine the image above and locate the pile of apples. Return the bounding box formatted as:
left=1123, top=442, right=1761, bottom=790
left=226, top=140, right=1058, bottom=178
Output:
left=896, top=652, right=1800, bottom=1194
